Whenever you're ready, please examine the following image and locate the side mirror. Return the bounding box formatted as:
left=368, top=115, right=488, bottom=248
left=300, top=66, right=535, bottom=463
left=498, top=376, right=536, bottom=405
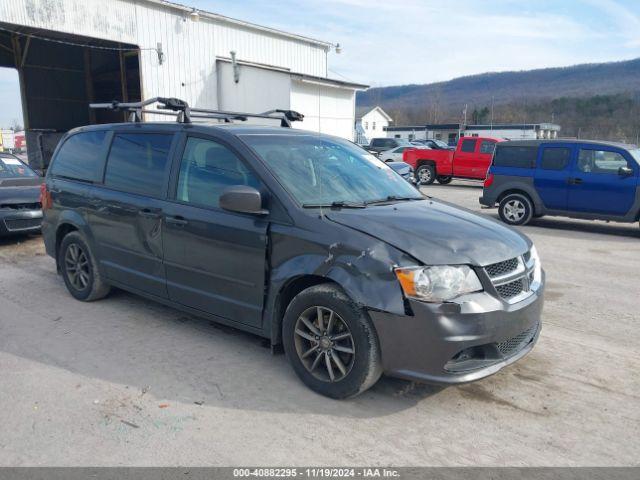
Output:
left=219, top=185, right=268, bottom=215
left=618, top=166, right=633, bottom=177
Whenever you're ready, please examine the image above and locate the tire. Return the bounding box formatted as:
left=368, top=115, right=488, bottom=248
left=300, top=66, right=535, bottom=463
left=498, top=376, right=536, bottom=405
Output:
left=59, top=231, right=111, bottom=301
left=416, top=164, right=435, bottom=185
left=437, top=175, right=453, bottom=185
left=282, top=284, right=382, bottom=399
left=499, top=193, right=534, bottom=226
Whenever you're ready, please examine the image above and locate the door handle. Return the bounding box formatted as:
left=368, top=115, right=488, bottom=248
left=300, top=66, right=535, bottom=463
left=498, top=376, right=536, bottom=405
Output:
left=566, top=177, right=583, bottom=185
left=139, top=208, right=161, bottom=219
left=165, top=215, right=188, bottom=226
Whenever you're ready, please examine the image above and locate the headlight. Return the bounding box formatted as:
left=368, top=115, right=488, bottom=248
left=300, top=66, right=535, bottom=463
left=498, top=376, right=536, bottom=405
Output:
left=395, top=265, right=483, bottom=302
left=530, top=245, right=542, bottom=284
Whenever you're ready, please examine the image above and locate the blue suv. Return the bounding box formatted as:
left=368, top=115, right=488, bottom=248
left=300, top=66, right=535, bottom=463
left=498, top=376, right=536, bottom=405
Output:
left=480, top=140, right=640, bottom=226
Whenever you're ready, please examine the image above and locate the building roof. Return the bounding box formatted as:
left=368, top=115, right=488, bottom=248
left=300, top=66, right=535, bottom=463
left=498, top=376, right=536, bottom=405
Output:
left=356, top=106, right=392, bottom=122
left=385, top=122, right=561, bottom=132
left=142, top=0, right=333, bottom=48
left=501, top=139, right=636, bottom=149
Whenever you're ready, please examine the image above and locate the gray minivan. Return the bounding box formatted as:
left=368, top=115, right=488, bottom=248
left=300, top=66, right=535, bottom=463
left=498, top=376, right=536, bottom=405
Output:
left=42, top=99, right=544, bottom=398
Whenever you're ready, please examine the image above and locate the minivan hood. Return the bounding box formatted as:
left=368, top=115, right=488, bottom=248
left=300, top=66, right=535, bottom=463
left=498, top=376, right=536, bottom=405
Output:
left=326, top=199, right=530, bottom=266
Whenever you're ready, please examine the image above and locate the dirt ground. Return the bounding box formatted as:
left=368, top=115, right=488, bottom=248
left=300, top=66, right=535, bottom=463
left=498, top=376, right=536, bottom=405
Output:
left=0, top=181, right=638, bottom=466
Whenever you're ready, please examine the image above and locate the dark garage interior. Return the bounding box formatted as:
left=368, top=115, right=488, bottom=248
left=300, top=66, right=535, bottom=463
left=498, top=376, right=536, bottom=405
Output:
left=0, top=22, right=141, bottom=170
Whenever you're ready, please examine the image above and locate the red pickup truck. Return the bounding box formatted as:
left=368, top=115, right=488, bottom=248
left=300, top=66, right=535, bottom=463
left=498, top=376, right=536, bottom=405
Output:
left=403, top=136, right=503, bottom=185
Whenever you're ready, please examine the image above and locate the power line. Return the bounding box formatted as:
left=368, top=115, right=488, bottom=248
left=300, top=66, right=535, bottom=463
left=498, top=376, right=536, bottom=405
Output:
left=0, top=25, right=157, bottom=52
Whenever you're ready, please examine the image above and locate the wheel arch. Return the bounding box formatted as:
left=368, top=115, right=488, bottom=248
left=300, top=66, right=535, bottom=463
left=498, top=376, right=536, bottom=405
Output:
left=270, top=275, right=341, bottom=346
left=495, top=183, right=544, bottom=215
left=54, top=211, right=98, bottom=269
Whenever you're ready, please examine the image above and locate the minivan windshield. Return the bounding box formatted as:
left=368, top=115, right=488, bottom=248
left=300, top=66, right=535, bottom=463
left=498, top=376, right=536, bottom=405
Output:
left=0, top=155, right=38, bottom=178
left=242, top=134, right=423, bottom=206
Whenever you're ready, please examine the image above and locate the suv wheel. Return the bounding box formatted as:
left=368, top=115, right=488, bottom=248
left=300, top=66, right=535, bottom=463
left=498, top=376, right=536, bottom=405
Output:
left=282, top=284, right=382, bottom=399
left=59, top=231, right=111, bottom=301
left=416, top=165, right=435, bottom=185
left=499, top=193, right=533, bottom=226
left=437, top=175, right=453, bottom=184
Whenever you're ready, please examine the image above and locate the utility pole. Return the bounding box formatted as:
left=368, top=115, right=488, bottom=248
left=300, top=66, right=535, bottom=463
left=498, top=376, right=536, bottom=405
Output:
left=490, top=96, right=494, bottom=133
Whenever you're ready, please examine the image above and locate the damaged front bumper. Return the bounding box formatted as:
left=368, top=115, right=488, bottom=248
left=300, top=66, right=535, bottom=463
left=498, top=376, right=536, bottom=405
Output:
left=369, top=280, right=544, bottom=384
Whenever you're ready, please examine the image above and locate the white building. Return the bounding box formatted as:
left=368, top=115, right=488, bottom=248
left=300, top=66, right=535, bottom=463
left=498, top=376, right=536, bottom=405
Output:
left=385, top=122, right=561, bottom=145
left=0, top=0, right=367, bottom=167
left=355, top=106, right=392, bottom=144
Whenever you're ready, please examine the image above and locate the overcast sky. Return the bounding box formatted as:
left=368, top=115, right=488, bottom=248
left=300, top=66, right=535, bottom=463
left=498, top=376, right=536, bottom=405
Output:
left=1, top=0, right=639, bottom=126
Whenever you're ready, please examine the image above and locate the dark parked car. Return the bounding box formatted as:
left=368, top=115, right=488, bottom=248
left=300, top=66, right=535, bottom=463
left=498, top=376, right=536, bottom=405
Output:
left=480, top=140, right=640, bottom=226
left=0, top=152, right=43, bottom=236
left=367, top=137, right=412, bottom=155
left=42, top=100, right=544, bottom=398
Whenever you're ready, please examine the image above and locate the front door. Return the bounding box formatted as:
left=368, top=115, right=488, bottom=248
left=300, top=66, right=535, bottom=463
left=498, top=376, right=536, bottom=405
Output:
left=162, top=134, right=268, bottom=328
left=89, top=131, right=175, bottom=298
left=453, top=138, right=477, bottom=177
left=567, top=146, right=637, bottom=215
left=534, top=144, right=573, bottom=211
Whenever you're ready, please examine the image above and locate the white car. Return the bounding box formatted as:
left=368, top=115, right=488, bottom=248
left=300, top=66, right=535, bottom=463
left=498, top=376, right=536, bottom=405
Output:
left=380, top=145, right=429, bottom=163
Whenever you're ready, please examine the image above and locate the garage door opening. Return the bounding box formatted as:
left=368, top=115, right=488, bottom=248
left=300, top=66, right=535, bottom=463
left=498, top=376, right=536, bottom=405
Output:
left=0, top=23, right=141, bottom=170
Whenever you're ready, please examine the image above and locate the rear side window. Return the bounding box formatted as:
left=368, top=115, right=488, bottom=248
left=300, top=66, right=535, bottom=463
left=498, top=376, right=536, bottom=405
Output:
left=104, top=133, right=173, bottom=197
left=493, top=146, right=537, bottom=168
left=50, top=131, right=107, bottom=182
left=480, top=140, right=496, bottom=154
left=541, top=148, right=571, bottom=170
left=461, top=139, right=476, bottom=152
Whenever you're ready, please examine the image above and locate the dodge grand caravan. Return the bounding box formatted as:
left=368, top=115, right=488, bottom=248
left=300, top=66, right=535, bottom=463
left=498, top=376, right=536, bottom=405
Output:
left=42, top=99, right=544, bottom=399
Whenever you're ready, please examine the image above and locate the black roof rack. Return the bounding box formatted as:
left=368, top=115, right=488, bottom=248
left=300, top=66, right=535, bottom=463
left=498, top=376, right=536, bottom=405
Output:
left=89, top=97, right=304, bottom=127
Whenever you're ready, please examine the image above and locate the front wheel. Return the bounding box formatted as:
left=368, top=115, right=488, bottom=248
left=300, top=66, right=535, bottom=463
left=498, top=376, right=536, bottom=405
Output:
left=499, top=193, right=534, bottom=226
left=437, top=175, right=453, bottom=185
left=282, top=284, right=382, bottom=399
left=416, top=165, right=435, bottom=185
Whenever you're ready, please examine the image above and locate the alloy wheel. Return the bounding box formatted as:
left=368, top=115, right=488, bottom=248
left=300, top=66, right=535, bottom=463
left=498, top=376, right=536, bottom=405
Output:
left=504, top=199, right=526, bottom=222
left=418, top=168, right=432, bottom=183
left=64, top=243, right=90, bottom=291
left=293, top=306, right=355, bottom=382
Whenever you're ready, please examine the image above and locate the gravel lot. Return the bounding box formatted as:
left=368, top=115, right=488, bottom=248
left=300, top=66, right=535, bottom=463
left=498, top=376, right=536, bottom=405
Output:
left=0, top=181, right=638, bottom=466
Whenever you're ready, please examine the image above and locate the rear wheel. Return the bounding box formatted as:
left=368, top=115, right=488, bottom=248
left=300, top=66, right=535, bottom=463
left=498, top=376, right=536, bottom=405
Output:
left=416, top=164, right=435, bottom=185
left=59, top=232, right=110, bottom=301
left=282, top=284, right=382, bottom=399
left=499, top=193, right=533, bottom=226
left=437, top=175, right=453, bottom=184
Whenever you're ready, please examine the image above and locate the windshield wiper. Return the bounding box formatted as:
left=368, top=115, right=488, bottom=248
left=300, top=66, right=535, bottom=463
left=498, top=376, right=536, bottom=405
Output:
left=302, top=201, right=367, bottom=209
left=365, top=195, right=423, bottom=205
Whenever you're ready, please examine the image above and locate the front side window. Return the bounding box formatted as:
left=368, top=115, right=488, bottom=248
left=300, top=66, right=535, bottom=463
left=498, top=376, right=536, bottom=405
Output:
left=461, top=139, right=476, bottom=153
left=578, top=149, right=629, bottom=174
left=241, top=134, right=422, bottom=206
left=176, top=137, right=259, bottom=209
left=541, top=147, right=571, bottom=170
left=49, top=131, right=107, bottom=182
left=104, top=133, right=173, bottom=196
left=0, top=155, right=37, bottom=178
left=480, top=140, right=496, bottom=154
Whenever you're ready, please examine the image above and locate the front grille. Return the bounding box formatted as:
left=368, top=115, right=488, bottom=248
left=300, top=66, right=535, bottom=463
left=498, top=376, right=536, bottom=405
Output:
left=496, top=323, right=539, bottom=357
left=0, top=202, right=41, bottom=210
left=485, top=252, right=536, bottom=302
left=485, top=257, right=519, bottom=278
left=496, top=279, right=525, bottom=299
left=4, top=218, right=42, bottom=231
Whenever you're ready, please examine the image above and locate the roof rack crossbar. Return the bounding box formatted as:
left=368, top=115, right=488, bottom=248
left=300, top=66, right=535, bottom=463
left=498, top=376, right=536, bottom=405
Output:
left=90, top=97, right=304, bottom=127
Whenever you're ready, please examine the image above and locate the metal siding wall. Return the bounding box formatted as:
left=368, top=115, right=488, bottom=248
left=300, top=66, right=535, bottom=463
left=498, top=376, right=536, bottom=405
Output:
left=290, top=80, right=355, bottom=140
left=1, top=0, right=352, bottom=128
